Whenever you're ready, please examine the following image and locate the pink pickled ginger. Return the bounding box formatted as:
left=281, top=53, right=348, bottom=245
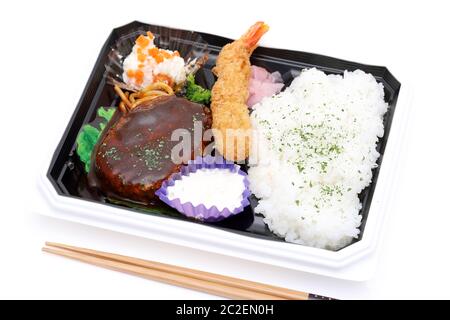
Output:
left=247, top=66, right=284, bottom=107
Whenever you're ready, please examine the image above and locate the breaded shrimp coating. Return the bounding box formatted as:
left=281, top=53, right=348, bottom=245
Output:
left=211, top=22, right=269, bottom=161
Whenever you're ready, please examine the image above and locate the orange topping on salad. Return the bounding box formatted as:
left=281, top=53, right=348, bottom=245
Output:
left=137, top=53, right=147, bottom=63
left=153, top=73, right=174, bottom=87
left=134, top=69, right=144, bottom=85
left=146, top=47, right=177, bottom=63
left=148, top=47, right=158, bottom=57
left=136, top=35, right=150, bottom=48
left=148, top=47, right=164, bottom=63
left=126, top=69, right=135, bottom=77
left=138, top=63, right=145, bottom=69
left=160, top=50, right=172, bottom=59
left=146, top=31, right=154, bottom=40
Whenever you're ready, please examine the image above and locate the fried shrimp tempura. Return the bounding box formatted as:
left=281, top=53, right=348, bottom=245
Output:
left=211, top=22, right=269, bottom=161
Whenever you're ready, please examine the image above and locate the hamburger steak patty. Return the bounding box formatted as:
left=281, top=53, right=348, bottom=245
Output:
left=93, top=95, right=212, bottom=203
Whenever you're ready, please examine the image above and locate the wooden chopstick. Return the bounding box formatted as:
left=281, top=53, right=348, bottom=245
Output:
left=43, top=242, right=311, bottom=300
left=42, top=246, right=277, bottom=300
left=45, top=241, right=308, bottom=300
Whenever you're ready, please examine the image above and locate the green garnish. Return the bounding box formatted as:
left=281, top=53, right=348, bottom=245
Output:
left=76, top=107, right=116, bottom=173
left=185, top=74, right=211, bottom=104
left=97, top=107, right=115, bottom=122
left=76, top=125, right=100, bottom=173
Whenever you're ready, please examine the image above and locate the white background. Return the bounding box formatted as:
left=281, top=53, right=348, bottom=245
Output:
left=0, top=0, right=449, bottom=299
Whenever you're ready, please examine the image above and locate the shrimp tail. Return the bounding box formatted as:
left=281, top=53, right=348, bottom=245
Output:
left=240, top=21, right=269, bottom=53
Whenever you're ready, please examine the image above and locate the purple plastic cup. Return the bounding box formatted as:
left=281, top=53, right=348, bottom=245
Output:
left=155, top=155, right=251, bottom=222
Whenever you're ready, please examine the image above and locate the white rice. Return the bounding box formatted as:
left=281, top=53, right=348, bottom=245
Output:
left=248, top=68, right=388, bottom=250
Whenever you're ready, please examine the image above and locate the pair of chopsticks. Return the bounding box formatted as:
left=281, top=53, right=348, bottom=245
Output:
left=43, top=242, right=334, bottom=300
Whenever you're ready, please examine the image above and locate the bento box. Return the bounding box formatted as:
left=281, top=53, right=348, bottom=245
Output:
left=35, top=21, right=406, bottom=280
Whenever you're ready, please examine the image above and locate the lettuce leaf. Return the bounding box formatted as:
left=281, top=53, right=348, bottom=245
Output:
left=76, top=124, right=100, bottom=173
left=98, top=107, right=115, bottom=122
left=185, top=74, right=211, bottom=104
left=76, top=107, right=116, bottom=173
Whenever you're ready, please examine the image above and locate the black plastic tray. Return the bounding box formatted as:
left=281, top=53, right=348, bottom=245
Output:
left=47, top=21, right=401, bottom=249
